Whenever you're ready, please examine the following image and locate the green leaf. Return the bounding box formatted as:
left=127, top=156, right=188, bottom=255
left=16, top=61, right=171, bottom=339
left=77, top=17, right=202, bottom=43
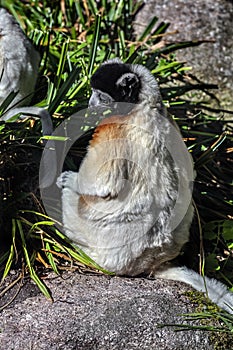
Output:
left=222, top=221, right=233, bottom=241
left=205, top=253, right=219, bottom=271
left=88, top=14, right=101, bottom=76
left=203, top=222, right=218, bottom=240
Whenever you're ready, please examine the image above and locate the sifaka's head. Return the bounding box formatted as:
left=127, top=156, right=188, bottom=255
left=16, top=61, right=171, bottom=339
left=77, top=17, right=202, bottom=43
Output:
left=89, top=58, right=160, bottom=108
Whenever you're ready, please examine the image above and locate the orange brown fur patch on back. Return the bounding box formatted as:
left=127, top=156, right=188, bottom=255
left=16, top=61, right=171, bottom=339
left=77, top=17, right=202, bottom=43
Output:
left=78, top=195, right=93, bottom=217
left=89, top=114, right=131, bottom=147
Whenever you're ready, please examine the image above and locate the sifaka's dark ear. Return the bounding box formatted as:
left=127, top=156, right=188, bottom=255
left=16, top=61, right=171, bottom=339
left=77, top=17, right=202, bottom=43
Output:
left=116, top=73, right=140, bottom=101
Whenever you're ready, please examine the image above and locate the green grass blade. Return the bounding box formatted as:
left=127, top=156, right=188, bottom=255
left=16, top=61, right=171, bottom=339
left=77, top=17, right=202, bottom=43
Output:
left=30, top=270, right=53, bottom=301
left=87, top=0, right=98, bottom=15
left=45, top=242, right=59, bottom=275
left=151, top=21, right=170, bottom=36
left=118, top=29, right=126, bottom=58
left=138, top=16, right=158, bottom=41
left=56, top=40, right=70, bottom=90
left=0, top=91, right=19, bottom=114
left=195, top=133, right=227, bottom=168
left=47, top=39, right=70, bottom=106
left=0, top=251, right=9, bottom=267
left=160, top=40, right=210, bottom=55
left=16, top=219, right=52, bottom=300
left=88, top=15, right=101, bottom=76
left=52, top=228, right=113, bottom=274
left=75, top=2, right=85, bottom=26
left=113, top=0, right=125, bottom=21
left=48, top=65, right=80, bottom=115
left=1, top=219, right=17, bottom=281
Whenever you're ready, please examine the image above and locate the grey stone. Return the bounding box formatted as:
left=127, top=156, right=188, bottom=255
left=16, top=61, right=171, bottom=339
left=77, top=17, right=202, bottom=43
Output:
left=135, top=0, right=233, bottom=111
left=0, top=272, right=214, bottom=349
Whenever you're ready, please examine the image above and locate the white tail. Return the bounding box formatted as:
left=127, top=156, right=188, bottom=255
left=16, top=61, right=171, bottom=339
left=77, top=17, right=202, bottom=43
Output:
left=155, top=266, right=233, bottom=314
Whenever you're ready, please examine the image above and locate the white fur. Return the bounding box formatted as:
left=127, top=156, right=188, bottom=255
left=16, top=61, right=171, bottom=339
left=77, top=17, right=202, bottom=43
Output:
left=0, top=8, right=40, bottom=108
left=0, top=8, right=53, bottom=138
left=155, top=266, right=233, bottom=314
left=57, top=60, right=233, bottom=314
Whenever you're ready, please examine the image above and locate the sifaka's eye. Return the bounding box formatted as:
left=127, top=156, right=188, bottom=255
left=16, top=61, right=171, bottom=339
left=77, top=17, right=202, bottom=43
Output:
left=89, top=89, right=114, bottom=107
left=99, top=92, right=112, bottom=104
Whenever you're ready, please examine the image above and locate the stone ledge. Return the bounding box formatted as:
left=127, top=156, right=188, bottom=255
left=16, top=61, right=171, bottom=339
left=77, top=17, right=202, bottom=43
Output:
left=0, top=272, right=214, bottom=350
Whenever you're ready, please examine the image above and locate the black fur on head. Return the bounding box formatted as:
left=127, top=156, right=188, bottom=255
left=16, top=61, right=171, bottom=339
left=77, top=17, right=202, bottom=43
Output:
left=90, top=62, right=141, bottom=104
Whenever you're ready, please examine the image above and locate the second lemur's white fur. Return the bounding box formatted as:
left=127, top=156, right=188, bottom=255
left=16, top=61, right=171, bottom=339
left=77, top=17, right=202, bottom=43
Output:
left=0, top=8, right=40, bottom=108
left=57, top=59, right=233, bottom=314
left=0, top=8, right=53, bottom=138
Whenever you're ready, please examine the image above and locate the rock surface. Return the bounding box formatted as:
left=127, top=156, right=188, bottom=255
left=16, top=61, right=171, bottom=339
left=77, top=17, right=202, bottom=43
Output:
left=135, top=0, right=233, bottom=111
left=0, top=272, right=215, bottom=350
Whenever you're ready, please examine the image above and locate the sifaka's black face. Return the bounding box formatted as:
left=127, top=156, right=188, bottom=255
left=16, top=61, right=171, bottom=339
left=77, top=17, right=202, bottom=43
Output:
left=89, top=62, right=141, bottom=107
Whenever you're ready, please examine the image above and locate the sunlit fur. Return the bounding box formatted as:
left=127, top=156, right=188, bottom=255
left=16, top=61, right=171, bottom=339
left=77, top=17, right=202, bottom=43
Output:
left=57, top=59, right=233, bottom=314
